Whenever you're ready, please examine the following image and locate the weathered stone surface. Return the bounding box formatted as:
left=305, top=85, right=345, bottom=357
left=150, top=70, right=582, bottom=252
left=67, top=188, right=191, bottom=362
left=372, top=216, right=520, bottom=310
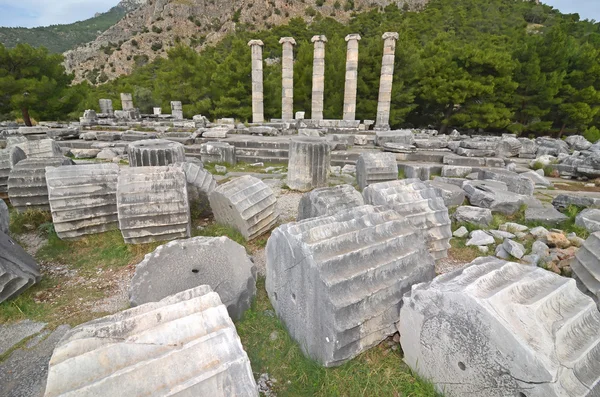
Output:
left=495, top=137, right=522, bottom=158
left=201, top=127, right=231, bottom=139
left=503, top=238, right=525, bottom=259
left=399, top=163, right=442, bottom=181
left=117, top=167, right=191, bottom=244
left=571, top=232, right=600, bottom=302
left=356, top=152, right=398, bottom=191
left=200, top=142, right=237, bottom=165
left=249, top=40, right=265, bottom=123
left=209, top=175, right=278, bottom=241
left=16, top=139, right=62, bottom=158
left=427, top=180, right=466, bottom=207
left=375, top=32, right=399, bottom=129
left=363, top=179, right=452, bottom=260
left=552, top=194, right=600, bottom=211
left=0, top=199, right=8, bottom=233
left=375, top=130, right=414, bottom=147
left=575, top=209, right=600, bottom=232
left=18, top=126, right=49, bottom=140
left=441, top=165, right=473, bottom=178
left=121, top=131, right=158, bottom=141
left=169, top=162, right=216, bottom=217
left=46, top=164, right=119, bottom=240
left=280, top=37, right=296, bottom=120
left=311, top=35, right=327, bottom=121
left=8, top=157, right=74, bottom=212
left=0, top=320, right=46, bottom=356
left=519, top=169, right=552, bottom=188
left=0, top=231, right=41, bottom=303
left=466, top=230, right=494, bottom=246
left=45, top=285, right=258, bottom=397
left=489, top=230, right=515, bottom=239
left=342, top=34, right=361, bottom=121
left=266, top=205, right=435, bottom=367
left=0, top=146, right=27, bottom=196
left=453, top=226, right=468, bottom=238
left=463, top=181, right=525, bottom=215
left=478, top=169, right=535, bottom=196
left=46, top=128, right=79, bottom=141
left=128, top=139, right=186, bottom=167
left=70, top=148, right=101, bottom=159
left=518, top=137, right=538, bottom=158
left=455, top=147, right=496, bottom=157
left=566, top=135, right=592, bottom=151
left=287, top=137, right=330, bottom=192
left=453, top=205, right=492, bottom=227
left=400, top=257, right=600, bottom=397
left=525, top=206, right=568, bottom=226
left=297, top=184, right=364, bottom=221
left=130, top=236, right=256, bottom=320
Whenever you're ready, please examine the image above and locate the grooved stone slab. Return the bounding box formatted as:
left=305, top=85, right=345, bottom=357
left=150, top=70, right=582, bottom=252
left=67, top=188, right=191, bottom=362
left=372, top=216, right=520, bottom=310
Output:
left=463, top=181, right=525, bottom=215
left=400, top=257, right=600, bottom=397
left=0, top=146, right=27, bottom=196
left=128, top=139, right=186, bottom=167
left=0, top=199, right=8, bottom=233
left=0, top=231, right=41, bottom=303
left=266, top=205, right=435, bottom=367
left=15, top=139, right=62, bottom=158
left=287, top=137, right=330, bottom=192
left=8, top=157, right=74, bottom=212
left=571, top=232, right=600, bottom=302
left=46, top=164, right=119, bottom=240
left=478, top=168, right=534, bottom=196
left=44, top=286, right=258, bottom=397
left=363, top=179, right=452, bottom=260
left=297, top=184, right=364, bottom=221
left=130, top=236, right=256, bottom=320
left=169, top=162, right=216, bottom=217
left=356, top=152, right=398, bottom=191
left=117, top=167, right=191, bottom=244
left=209, top=175, right=278, bottom=241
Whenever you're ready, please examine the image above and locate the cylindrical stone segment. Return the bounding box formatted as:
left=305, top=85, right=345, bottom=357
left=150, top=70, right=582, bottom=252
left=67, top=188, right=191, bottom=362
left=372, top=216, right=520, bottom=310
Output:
left=120, top=93, right=134, bottom=111
left=375, top=32, right=399, bottom=130
left=99, top=99, right=114, bottom=115
left=279, top=37, right=296, bottom=120
left=128, top=139, right=186, bottom=167
left=311, top=35, right=327, bottom=121
left=343, top=34, right=361, bottom=121
left=248, top=40, right=265, bottom=124
left=171, top=101, right=183, bottom=120
left=287, top=137, right=331, bottom=192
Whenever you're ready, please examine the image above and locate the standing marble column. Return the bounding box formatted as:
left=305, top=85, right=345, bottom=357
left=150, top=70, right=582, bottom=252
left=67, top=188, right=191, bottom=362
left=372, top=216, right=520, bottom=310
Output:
left=343, top=34, right=361, bottom=121
left=279, top=37, right=296, bottom=121
left=375, top=32, right=399, bottom=130
left=248, top=40, right=265, bottom=124
left=311, top=35, right=327, bottom=121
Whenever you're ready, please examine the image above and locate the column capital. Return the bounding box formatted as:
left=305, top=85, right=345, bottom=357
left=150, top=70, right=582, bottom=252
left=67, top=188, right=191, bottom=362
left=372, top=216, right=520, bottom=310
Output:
left=247, top=39, right=264, bottom=47
left=345, top=34, right=362, bottom=42
left=279, top=37, right=297, bottom=45
left=382, top=32, right=399, bottom=41
left=311, top=35, right=328, bottom=43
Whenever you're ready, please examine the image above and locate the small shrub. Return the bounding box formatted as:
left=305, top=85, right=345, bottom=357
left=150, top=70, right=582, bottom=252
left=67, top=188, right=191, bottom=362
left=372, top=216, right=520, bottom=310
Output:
left=151, top=42, right=163, bottom=51
left=315, top=0, right=325, bottom=6
left=305, top=6, right=317, bottom=16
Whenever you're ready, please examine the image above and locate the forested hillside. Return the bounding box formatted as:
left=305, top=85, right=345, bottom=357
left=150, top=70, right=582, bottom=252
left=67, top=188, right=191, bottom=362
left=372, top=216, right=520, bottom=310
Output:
left=2, top=0, right=599, bottom=138
left=0, top=2, right=135, bottom=53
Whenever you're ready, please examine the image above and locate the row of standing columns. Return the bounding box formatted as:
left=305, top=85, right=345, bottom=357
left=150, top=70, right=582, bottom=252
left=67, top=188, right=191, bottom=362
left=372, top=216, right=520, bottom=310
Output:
left=248, top=32, right=399, bottom=129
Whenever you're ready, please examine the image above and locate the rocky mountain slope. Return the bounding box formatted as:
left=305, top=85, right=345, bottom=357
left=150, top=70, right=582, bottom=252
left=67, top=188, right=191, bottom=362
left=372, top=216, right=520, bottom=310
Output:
left=0, top=0, right=146, bottom=54
left=65, top=0, right=429, bottom=84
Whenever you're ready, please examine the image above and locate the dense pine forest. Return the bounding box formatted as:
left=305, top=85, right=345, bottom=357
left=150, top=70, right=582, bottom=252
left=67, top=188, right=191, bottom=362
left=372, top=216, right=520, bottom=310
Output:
left=1, top=0, right=599, bottom=139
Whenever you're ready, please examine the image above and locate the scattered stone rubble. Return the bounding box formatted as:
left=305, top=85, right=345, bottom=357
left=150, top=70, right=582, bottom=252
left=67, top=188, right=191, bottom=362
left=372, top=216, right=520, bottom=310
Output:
left=400, top=257, right=600, bottom=397
left=266, top=205, right=435, bottom=367
left=0, top=230, right=41, bottom=303
left=209, top=175, right=278, bottom=241
left=117, top=166, right=191, bottom=244
left=44, top=286, right=258, bottom=397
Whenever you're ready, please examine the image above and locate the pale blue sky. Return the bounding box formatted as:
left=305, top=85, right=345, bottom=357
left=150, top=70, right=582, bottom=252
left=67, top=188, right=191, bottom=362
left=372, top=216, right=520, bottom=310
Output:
left=0, top=0, right=597, bottom=28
